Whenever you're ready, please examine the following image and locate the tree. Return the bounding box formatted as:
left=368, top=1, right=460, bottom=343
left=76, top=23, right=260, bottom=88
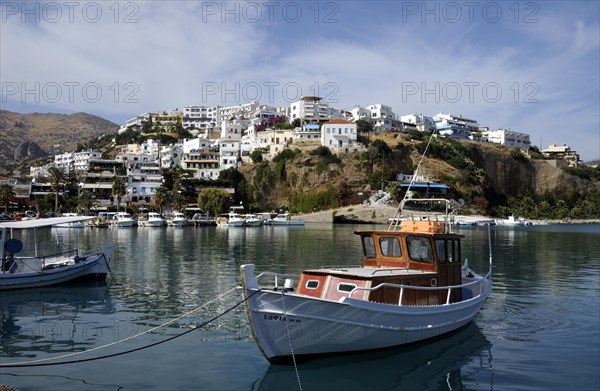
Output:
left=197, top=188, right=230, bottom=217
left=78, top=191, right=96, bottom=215
left=173, top=192, right=186, bottom=212
left=112, top=178, right=128, bottom=211
left=356, top=119, right=373, bottom=134
left=0, top=183, right=15, bottom=212
left=153, top=186, right=170, bottom=213
left=47, top=166, right=67, bottom=213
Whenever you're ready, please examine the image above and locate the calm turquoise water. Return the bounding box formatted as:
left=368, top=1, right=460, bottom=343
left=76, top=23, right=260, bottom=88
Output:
left=1, top=223, right=599, bottom=390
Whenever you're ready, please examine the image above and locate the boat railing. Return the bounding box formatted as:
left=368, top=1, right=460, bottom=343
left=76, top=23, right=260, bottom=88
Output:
left=255, top=271, right=302, bottom=290
left=348, top=275, right=489, bottom=305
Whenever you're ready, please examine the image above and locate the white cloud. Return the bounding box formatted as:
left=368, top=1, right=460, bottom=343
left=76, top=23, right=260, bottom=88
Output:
left=1, top=1, right=598, bottom=160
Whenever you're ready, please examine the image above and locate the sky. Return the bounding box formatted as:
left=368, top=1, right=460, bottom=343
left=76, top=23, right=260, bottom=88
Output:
left=1, top=0, right=599, bottom=161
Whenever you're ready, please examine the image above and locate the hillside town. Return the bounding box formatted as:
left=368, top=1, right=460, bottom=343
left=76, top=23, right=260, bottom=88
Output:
left=0, top=97, right=586, bottom=215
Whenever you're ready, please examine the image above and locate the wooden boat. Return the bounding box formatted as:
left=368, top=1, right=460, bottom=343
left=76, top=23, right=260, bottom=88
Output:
left=241, top=198, right=492, bottom=363
left=0, top=216, right=113, bottom=290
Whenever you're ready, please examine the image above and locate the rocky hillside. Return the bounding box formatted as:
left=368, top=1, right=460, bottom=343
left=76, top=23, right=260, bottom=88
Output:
left=239, top=135, right=600, bottom=216
left=0, top=110, right=119, bottom=169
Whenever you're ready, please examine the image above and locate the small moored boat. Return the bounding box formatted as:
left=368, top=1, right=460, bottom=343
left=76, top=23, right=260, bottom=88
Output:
left=139, top=212, right=166, bottom=227
left=241, top=198, right=492, bottom=363
left=268, top=212, right=305, bottom=226
left=0, top=216, right=113, bottom=290
left=167, top=212, right=188, bottom=227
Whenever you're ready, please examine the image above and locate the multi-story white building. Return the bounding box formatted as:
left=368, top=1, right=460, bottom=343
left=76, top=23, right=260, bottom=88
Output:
left=118, top=113, right=154, bottom=134
left=433, top=113, right=479, bottom=133
left=400, top=114, right=436, bottom=132
left=290, top=96, right=336, bottom=123
left=160, top=142, right=183, bottom=169
left=366, top=104, right=401, bottom=131
left=54, top=150, right=102, bottom=173
left=182, top=105, right=220, bottom=131
left=221, top=119, right=250, bottom=140
left=219, top=139, right=241, bottom=171
left=217, top=101, right=260, bottom=123
left=127, top=161, right=162, bottom=205
left=181, top=145, right=220, bottom=180
left=151, top=110, right=183, bottom=133
left=321, top=119, right=358, bottom=151
left=348, top=106, right=371, bottom=122
left=482, top=129, right=531, bottom=152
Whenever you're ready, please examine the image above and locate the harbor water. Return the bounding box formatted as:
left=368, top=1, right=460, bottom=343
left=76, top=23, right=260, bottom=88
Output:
left=1, top=223, right=599, bottom=390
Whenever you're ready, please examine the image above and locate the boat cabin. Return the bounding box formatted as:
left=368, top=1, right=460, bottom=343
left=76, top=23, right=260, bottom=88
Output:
left=297, top=221, right=464, bottom=306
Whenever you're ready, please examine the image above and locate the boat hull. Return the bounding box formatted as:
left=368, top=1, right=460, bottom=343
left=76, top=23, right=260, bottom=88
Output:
left=241, top=264, right=491, bottom=362
left=0, top=248, right=112, bottom=290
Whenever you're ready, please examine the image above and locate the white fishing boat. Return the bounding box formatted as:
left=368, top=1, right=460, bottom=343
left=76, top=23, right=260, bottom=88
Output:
left=217, top=208, right=245, bottom=227
left=241, top=197, right=493, bottom=363
left=0, top=216, right=113, bottom=290
left=494, top=215, right=532, bottom=227
left=268, top=212, right=305, bottom=226
left=244, top=214, right=263, bottom=227
left=113, top=212, right=137, bottom=227
left=139, top=212, right=166, bottom=227
left=167, top=212, right=188, bottom=227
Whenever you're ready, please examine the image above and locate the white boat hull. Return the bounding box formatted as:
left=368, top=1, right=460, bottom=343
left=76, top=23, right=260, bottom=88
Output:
left=0, top=247, right=112, bottom=290
left=167, top=219, right=187, bottom=227
left=241, top=264, right=491, bottom=362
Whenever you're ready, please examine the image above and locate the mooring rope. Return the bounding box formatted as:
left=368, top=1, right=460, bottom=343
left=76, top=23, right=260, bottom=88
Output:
left=0, top=286, right=257, bottom=368
left=281, top=290, right=303, bottom=391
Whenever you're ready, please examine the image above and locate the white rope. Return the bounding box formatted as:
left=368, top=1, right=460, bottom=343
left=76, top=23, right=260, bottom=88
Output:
left=281, top=291, right=303, bottom=391
left=0, top=285, right=240, bottom=367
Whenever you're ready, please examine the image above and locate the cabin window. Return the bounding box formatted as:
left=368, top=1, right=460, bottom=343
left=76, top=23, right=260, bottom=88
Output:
left=448, top=240, right=454, bottom=263
left=306, top=280, right=319, bottom=289
left=337, top=283, right=357, bottom=293
left=363, top=236, right=376, bottom=258
left=407, top=236, right=434, bottom=263
left=436, top=239, right=447, bottom=263
left=379, top=237, right=402, bottom=257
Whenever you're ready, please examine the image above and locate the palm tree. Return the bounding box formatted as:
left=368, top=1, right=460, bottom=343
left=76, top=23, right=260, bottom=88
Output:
left=47, top=166, right=67, bottom=213
left=78, top=191, right=96, bottom=215
left=153, top=186, right=170, bottom=214
left=0, top=183, right=16, bottom=212
left=112, top=178, right=128, bottom=212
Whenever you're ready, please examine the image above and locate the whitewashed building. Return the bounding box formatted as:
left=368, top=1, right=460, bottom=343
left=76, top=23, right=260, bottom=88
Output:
left=400, top=114, right=436, bottom=132
left=118, top=113, right=154, bottom=134
left=54, top=150, right=102, bottom=173
left=181, top=145, right=220, bottom=179
left=482, top=129, right=531, bottom=152
left=541, top=144, right=580, bottom=167
left=290, top=96, right=335, bottom=123
left=321, top=119, right=358, bottom=151
left=182, top=105, right=220, bottom=131
left=219, top=139, right=241, bottom=171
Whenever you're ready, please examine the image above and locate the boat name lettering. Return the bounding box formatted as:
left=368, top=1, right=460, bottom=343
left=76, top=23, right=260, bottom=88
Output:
left=263, top=314, right=300, bottom=323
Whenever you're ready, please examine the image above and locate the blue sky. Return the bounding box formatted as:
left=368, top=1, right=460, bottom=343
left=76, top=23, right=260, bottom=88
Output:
left=1, top=1, right=599, bottom=160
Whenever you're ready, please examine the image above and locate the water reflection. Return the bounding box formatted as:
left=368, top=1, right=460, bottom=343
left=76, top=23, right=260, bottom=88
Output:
left=253, top=323, right=492, bottom=391
left=0, top=283, right=113, bottom=358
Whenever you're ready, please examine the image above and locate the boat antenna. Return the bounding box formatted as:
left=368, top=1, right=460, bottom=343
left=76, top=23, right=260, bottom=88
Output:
left=388, top=128, right=438, bottom=231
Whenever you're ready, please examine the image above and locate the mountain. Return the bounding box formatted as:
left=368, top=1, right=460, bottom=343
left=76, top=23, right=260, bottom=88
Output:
left=0, top=110, right=119, bottom=169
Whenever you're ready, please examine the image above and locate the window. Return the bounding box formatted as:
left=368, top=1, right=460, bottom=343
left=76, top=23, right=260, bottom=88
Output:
left=379, top=237, right=402, bottom=257
left=337, top=283, right=357, bottom=293
left=407, top=236, right=434, bottom=263
left=436, top=239, right=446, bottom=263
left=363, top=236, right=376, bottom=258
left=447, top=240, right=454, bottom=263
left=306, top=280, right=319, bottom=289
